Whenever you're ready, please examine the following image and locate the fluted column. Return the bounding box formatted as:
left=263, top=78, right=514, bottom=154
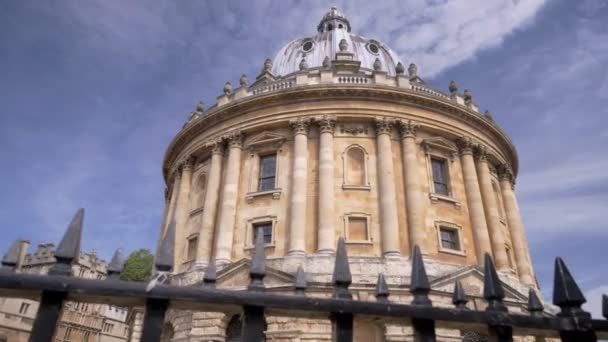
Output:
left=399, top=120, right=425, bottom=254
left=499, top=165, right=535, bottom=286
left=195, top=141, right=224, bottom=267
left=375, top=118, right=401, bottom=257
left=213, top=133, right=243, bottom=265
left=475, top=146, right=509, bottom=270
left=458, top=138, right=492, bottom=263
left=288, top=118, right=310, bottom=256
left=316, top=115, right=336, bottom=254
left=174, top=157, right=195, bottom=270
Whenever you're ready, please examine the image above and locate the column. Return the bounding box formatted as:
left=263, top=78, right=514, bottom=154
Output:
left=174, top=157, right=195, bottom=270
left=399, top=120, right=425, bottom=253
left=213, top=132, right=243, bottom=265
left=375, top=118, right=401, bottom=256
left=316, top=115, right=336, bottom=254
left=499, top=165, right=535, bottom=286
left=288, top=118, right=310, bottom=256
left=458, top=137, right=492, bottom=263
left=157, top=174, right=180, bottom=254
left=195, top=141, right=224, bottom=267
left=475, top=146, right=509, bottom=270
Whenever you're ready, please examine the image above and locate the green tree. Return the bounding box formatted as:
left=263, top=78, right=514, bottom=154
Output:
left=120, top=249, right=154, bottom=282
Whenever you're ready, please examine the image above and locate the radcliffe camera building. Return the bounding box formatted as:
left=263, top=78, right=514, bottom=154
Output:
left=153, top=7, right=537, bottom=341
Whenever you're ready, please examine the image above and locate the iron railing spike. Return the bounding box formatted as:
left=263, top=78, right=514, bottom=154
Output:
left=452, top=280, right=468, bottom=309
left=294, top=265, right=307, bottom=296
left=248, top=230, right=266, bottom=291
left=203, top=259, right=217, bottom=288
left=527, top=288, right=544, bottom=316
left=107, top=248, right=125, bottom=280
left=1, top=240, right=22, bottom=271
left=49, top=208, right=84, bottom=276
left=155, top=221, right=175, bottom=272
left=483, top=253, right=507, bottom=312
left=332, top=237, right=352, bottom=299
left=410, top=245, right=431, bottom=306
left=602, top=294, right=607, bottom=319
left=375, top=273, right=389, bottom=303
left=553, top=257, right=586, bottom=309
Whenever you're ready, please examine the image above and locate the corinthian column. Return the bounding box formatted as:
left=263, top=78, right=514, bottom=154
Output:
left=399, top=120, right=425, bottom=253
left=287, top=118, right=310, bottom=256
left=458, top=138, right=492, bottom=263
left=195, top=141, right=224, bottom=267
left=213, top=132, right=243, bottom=265
left=375, top=118, right=401, bottom=257
left=174, top=157, right=195, bottom=270
left=316, top=115, right=336, bottom=254
left=499, top=165, right=535, bottom=286
left=475, top=146, right=509, bottom=270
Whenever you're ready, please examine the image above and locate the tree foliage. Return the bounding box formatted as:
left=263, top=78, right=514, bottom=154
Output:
left=120, top=248, right=154, bottom=282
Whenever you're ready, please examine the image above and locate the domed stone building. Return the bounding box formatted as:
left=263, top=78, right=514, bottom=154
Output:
left=155, top=7, right=538, bottom=342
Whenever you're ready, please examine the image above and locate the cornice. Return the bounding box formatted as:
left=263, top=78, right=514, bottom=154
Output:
left=162, top=84, right=519, bottom=183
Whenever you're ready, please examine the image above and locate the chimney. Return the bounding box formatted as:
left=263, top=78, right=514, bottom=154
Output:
left=16, top=240, right=30, bottom=271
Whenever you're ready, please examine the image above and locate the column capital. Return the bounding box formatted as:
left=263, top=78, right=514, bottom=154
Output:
left=399, top=119, right=419, bottom=138
left=374, top=117, right=394, bottom=135
left=182, top=156, right=196, bottom=171
left=224, top=131, right=243, bottom=148
left=315, top=115, right=336, bottom=134
left=498, top=164, right=515, bottom=183
left=206, top=139, right=225, bottom=155
left=289, top=117, right=311, bottom=136
left=457, top=137, right=475, bottom=156
left=474, top=144, right=488, bottom=162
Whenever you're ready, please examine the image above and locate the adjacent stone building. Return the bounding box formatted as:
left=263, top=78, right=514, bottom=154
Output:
left=157, top=7, right=539, bottom=341
left=0, top=241, right=130, bottom=342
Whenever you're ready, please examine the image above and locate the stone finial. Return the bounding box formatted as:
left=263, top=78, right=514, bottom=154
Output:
left=463, top=89, right=472, bottom=106
left=263, top=58, right=273, bottom=72
left=223, top=82, right=233, bottom=95
left=483, top=110, right=494, bottom=121
left=299, top=58, right=308, bottom=71
left=322, top=56, right=331, bottom=68
left=239, top=74, right=248, bottom=87
left=373, top=58, right=382, bottom=71
left=408, top=63, right=418, bottom=78
left=339, top=38, right=348, bottom=52
left=449, top=80, right=458, bottom=96
left=196, top=101, right=204, bottom=113
left=396, top=62, right=405, bottom=75
left=483, top=253, right=507, bottom=312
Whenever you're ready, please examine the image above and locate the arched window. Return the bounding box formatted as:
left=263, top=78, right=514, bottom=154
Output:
left=343, top=145, right=370, bottom=189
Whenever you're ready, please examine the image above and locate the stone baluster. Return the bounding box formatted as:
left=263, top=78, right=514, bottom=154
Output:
left=399, top=120, right=425, bottom=253
left=174, top=157, right=195, bottom=270
left=475, top=145, right=509, bottom=271
left=287, top=118, right=310, bottom=256
left=316, top=115, right=336, bottom=255
left=498, top=165, right=535, bottom=286
left=195, top=141, right=225, bottom=267
left=213, top=132, right=243, bottom=265
left=458, top=137, right=492, bottom=263
left=375, top=118, right=401, bottom=257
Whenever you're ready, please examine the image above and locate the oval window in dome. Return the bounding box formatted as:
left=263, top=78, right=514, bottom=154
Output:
left=367, top=42, right=379, bottom=54
left=302, top=41, right=314, bottom=52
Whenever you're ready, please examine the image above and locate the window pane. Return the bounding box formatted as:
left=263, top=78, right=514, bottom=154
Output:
left=258, top=177, right=275, bottom=192
left=253, top=223, right=273, bottom=244
left=431, top=159, right=449, bottom=195
left=259, top=155, right=276, bottom=178
left=348, top=217, right=368, bottom=241
left=440, top=228, right=459, bottom=250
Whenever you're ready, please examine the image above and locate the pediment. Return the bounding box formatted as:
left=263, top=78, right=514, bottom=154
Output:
left=215, top=259, right=295, bottom=289
left=422, top=137, right=458, bottom=153
left=245, top=131, right=286, bottom=150
left=430, top=266, right=527, bottom=301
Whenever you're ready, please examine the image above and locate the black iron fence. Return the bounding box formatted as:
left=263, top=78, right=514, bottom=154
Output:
left=0, top=209, right=606, bottom=342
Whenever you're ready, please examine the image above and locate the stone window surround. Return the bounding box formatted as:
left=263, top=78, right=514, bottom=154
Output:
left=244, top=215, right=278, bottom=250
left=341, top=144, right=371, bottom=190
left=435, top=221, right=466, bottom=256
left=185, top=233, right=199, bottom=262
left=245, top=133, right=285, bottom=203
left=342, top=212, right=373, bottom=244
left=422, top=138, right=461, bottom=208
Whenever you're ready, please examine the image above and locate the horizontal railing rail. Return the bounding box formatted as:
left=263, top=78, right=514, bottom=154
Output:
left=0, top=209, right=606, bottom=342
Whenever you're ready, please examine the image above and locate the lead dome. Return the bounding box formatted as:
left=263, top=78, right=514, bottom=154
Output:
left=272, top=6, right=404, bottom=77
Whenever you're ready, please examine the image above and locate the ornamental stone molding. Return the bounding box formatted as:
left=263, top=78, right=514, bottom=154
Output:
left=475, top=144, right=488, bottom=162
left=315, top=115, right=337, bottom=134
left=289, top=117, right=311, bottom=136
left=182, top=156, right=197, bottom=171
left=225, top=131, right=243, bottom=148
left=457, top=137, right=476, bottom=155
left=207, top=140, right=225, bottom=155
left=399, top=119, right=419, bottom=138
left=374, top=117, right=394, bottom=135
left=498, top=163, right=515, bottom=183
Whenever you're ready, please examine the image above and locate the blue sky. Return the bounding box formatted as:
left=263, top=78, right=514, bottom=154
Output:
left=1, top=0, right=606, bottom=316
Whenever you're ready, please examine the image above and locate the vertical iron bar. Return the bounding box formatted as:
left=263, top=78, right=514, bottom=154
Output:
left=483, top=254, right=513, bottom=342
left=242, top=305, right=265, bottom=342
left=331, top=238, right=353, bottom=342
left=29, top=291, right=66, bottom=342
left=141, top=298, right=169, bottom=342
left=242, top=231, right=267, bottom=341
left=410, top=245, right=436, bottom=342
left=331, top=312, right=353, bottom=342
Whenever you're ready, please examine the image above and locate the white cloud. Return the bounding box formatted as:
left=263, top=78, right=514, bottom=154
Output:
left=583, top=285, right=607, bottom=319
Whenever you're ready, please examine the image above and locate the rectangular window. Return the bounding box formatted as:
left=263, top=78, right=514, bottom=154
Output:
left=19, top=302, right=30, bottom=314
left=431, top=158, right=449, bottom=196
left=439, top=227, right=460, bottom=251
left=347, top=216, right=369, bottom=241
left=258, top=154, right=277, bottom=192
left=252, top=222, right=273, bottom=244
left=187, top=237, right=198, bottom=261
